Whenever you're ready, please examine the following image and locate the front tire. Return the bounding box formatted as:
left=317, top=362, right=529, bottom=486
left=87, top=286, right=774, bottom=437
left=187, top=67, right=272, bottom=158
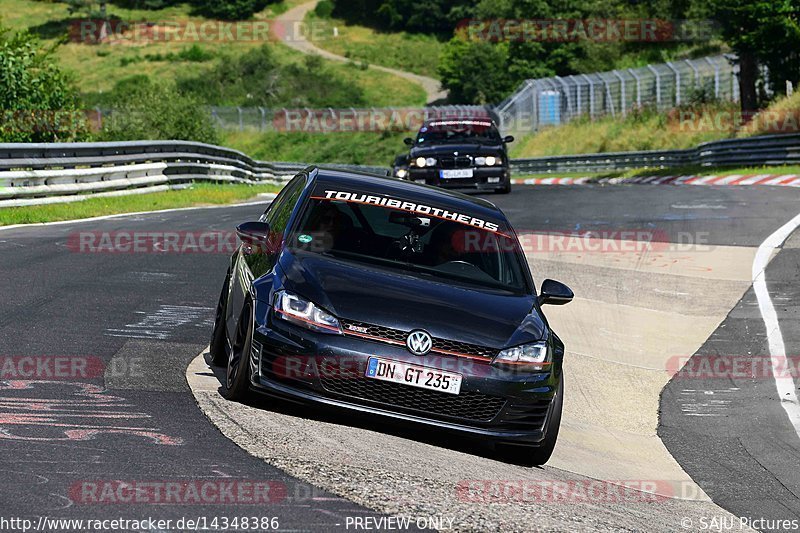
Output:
left=222, top=305, right=254, bottom=402
left=497, top=175, right=512, bottom=194
left=496, top=377, right=563, bottom=466
left=209, top=271, right=231, bottom=366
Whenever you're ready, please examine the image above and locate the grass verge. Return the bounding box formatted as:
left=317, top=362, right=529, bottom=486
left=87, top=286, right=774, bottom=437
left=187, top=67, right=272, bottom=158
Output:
left=304, top=13, right=443, bottom=79
left=515, top=165, right=800, bottom=182
left=222, top=130, right=407, bottom=166
left=0, top=182, right=281, bottom=226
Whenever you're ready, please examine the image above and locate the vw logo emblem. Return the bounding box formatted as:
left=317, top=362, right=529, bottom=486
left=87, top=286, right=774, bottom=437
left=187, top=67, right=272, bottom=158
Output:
left=406, top=330, right=433, bottom=356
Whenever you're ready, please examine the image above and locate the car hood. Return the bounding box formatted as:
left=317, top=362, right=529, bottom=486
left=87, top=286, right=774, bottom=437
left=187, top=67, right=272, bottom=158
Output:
left=410, top=143, right=504, bottom=158
left=279, top=251, right=543, bottom=348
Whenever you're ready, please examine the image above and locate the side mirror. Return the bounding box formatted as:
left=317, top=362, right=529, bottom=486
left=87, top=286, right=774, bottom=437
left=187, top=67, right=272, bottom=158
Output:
left=236, top=221, right=273, bottom=253
left=503, top=135, right=515, bottom=143
left=403, top=137, right=414, bottom=146
left=538, top=279, right=573, bottom=306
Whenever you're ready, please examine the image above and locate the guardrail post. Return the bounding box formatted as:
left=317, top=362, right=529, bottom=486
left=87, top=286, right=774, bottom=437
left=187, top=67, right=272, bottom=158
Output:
left=259, top=107, right=266, bottom=132
left=237, top=107, right=243, bottom=132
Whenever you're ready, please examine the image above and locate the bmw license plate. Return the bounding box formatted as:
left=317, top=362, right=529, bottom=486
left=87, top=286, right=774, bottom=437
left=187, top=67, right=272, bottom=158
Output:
left=365, top=357, right=462, bottom=395
left=440, top=169, right=473, bottom=179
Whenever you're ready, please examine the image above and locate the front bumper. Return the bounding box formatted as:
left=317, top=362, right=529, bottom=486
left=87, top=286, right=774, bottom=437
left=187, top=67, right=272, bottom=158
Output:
left=406, top=167, right=509, bottom=191
left=248, top=316, right=560, bottom=445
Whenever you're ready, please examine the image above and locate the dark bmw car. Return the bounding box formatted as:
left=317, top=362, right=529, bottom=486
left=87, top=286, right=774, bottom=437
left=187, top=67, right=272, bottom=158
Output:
left=209, top=167, right=572, bottom=464
left=401, top=118, right=514, bottom=194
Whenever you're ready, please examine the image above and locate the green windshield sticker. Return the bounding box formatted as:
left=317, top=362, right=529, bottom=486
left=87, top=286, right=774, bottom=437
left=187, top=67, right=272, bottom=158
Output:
left=298, top=234, right=313, bottom=244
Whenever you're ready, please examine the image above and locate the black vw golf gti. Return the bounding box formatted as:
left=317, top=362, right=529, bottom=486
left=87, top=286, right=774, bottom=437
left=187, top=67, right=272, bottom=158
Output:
left=209, top=167, right=572, bottom=464
left=400, top=118, right=514, bottom=194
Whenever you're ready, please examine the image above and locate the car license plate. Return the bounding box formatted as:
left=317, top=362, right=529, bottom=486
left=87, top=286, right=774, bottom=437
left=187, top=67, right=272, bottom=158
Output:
left=440, top=169, right=473, bottom=179
left=365, top=357, right=462, bottom=395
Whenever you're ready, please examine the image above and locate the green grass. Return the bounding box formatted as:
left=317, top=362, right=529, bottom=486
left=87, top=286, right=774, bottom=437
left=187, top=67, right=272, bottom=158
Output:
left=2, top=0, right=425, bottom=105
left=0, top=182, right=281, bottom=225
left=511, top=91, right=800, bottom=159
left=304, top=14, right=443, bottom=79
left=222, top=130, right=407, bottom=166
left=515, top=165, right=800, bottom=182
left=510, top=104, right=739, bottom=158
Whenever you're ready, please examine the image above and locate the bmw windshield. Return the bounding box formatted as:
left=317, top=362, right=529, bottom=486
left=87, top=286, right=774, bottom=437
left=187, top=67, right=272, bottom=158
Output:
left=287, top=189, right=529, bottom=293
left=415, top=120, right=502, bottom=145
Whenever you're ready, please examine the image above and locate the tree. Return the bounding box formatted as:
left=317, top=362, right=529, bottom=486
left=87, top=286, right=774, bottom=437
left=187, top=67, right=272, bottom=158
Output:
left=438, top=35, right=515, bottom=104
left=0, top=25, right=89, bottom=142
left=191, top=0, right=270, bottom=21
left=706, top=0, right=800, bottom=111
left=98, top=76, right=219, bottom=144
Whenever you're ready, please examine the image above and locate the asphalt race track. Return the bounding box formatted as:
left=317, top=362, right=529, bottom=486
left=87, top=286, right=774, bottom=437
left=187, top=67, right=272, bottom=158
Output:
left=2, top=184, right=800, bottom=531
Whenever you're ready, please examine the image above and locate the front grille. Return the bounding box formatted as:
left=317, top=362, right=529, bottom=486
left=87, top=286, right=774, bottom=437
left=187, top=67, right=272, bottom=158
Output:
left=320, top=373, right=506, bottom=422
left=340, top=319, right=497, bottom=360
left=438, top=156, right=472, bottom=169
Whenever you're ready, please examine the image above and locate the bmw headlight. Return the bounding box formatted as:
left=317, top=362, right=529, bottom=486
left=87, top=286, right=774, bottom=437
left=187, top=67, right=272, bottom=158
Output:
left=274, top=291, right=342, bottom=334
left=415, top=157, right=426, bottom=167
left=414, top=157, right=436, bottom=167
left=494, top=341, right=550, bottom=368
left=474, top=156, right=501, bottom=166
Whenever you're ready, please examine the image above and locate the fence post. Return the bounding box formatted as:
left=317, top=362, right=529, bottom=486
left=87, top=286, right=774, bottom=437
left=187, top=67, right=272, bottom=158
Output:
left=628, top=69, right=642, bottom=108
left=237, top=107, right=243, bottom=132
left=259, top=107, right=266, bottom=132
left=580, top=74, right=595, bottom=118
left=613, top=70, right=626, bottom=116
left=685, top=59, right=699, bottom=87
left=704, top=57, right=720, bottom=98
left=666, top=62, right=681, bottom=105
left=646, top=65, right=661, bottom=108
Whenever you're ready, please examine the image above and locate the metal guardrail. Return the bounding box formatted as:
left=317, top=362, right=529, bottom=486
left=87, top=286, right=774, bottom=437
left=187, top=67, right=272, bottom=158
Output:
left=1, top=134, right=798, bottom=206
left=509, top=133, right=800, bottom=174
left=0, top=141, right=389, bottom=207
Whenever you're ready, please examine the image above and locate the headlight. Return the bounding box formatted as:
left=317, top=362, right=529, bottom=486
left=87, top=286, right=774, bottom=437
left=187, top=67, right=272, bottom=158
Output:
left=274, top=291, right=342, bottom=334
left=415, top=157, right=426, bottom=167
left=425, top=157, right=436, bottom=167
left=494, top=341, right=549, bottom=367
left=396, top=169, right=408, bottom=178
left=474, top=156, right=500, bottom=166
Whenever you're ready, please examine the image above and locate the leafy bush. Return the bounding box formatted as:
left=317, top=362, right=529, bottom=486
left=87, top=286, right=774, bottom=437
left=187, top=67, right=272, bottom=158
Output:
left=178, top=46, right=367, bottom=107
left=98, top=76, right=219, bottom=144
left=315, top=0, right=334, bottom=18
left=331, top=0, right=474, bottom=35
left=438, top=36, right=514, bottom=104
left=191, top=0, right=270, bottom=21
left=0, top=25, right=89, bottom=142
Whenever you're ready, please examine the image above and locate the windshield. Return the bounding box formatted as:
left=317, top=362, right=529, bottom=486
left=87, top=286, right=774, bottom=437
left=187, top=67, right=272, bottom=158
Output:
left=289, top=194, right=528, bottom=293
left=416, top=120, right=501, bottom=145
